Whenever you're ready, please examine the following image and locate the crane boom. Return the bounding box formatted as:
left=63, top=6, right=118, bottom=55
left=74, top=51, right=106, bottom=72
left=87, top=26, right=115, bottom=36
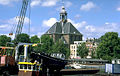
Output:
left=9, top=0, right=29, bottom=38
left=15, top=0, right=29, bottom=37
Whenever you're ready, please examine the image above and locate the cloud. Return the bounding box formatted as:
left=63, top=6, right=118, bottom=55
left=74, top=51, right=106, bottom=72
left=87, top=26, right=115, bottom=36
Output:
left=85, top=25, right=96, bottom=32
left=30, top=0, right=41, bottom=7
left=80, top=2, right=96, bottom=11
left=0, top=24, right=12, bottom=34
left=103, top=22, right=118, bottom=32
left=0, top=16, right=31, bottom=36
left=84, top=22, right=120, bottom=38
left=67, top=18, right=120, bottom=38
left=42, top=0, right=58, bottom=7
left=0, top=0, right=18, bottom=5
left=116, top=7, right=120, bottom=11
left=0, top=24, right=8, bottom=29
left=31, top=0, right=59, bottom=7
left=68, top=19, right=87, bottom=28
left=8, top=16, right=30, bottom=25
left=43, top=18, right=57, bottom=27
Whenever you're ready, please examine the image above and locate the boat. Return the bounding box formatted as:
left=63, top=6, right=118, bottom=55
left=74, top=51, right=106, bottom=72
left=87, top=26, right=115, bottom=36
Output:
left=61, top=63, right=99, bottom=75
left=70, top=63, right=86, bottom=69
left=18, top=62, right=42, bottom=76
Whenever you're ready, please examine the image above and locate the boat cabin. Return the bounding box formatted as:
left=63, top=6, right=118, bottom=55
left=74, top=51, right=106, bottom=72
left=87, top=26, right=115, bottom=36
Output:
left=18, top=62, right=42, bottom=76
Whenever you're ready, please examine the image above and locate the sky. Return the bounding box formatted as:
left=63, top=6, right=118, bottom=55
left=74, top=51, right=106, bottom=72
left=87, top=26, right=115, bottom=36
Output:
left=0, top=0, right=120, bottom=40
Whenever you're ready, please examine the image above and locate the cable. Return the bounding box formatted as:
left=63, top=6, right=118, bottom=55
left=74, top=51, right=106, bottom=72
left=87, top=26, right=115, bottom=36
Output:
left=28, top=0, right=31, bottom=36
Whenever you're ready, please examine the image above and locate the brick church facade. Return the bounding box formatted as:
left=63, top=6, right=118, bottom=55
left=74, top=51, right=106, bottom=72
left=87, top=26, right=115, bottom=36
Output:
left=44, top=6, right=83, bottom=45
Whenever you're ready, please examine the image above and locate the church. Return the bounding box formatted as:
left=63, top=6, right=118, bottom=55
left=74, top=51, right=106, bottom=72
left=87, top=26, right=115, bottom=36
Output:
left=44, top=6, right=83, bottom=45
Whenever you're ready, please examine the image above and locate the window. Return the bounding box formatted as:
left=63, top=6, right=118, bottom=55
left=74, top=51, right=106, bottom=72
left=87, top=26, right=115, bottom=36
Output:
left=74, top=46, right=75, bottom=49
left=28, top=65, right=31, bottom=69
left=24, top=64, right=27, bottom=69
left=72, top=46, right=73, bottom=49
left=20, top=64, right=24, bottom=69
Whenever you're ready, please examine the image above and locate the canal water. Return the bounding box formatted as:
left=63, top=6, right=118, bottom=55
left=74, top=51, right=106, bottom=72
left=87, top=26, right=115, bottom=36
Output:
left=63, top=65, right=106, bottom=76
left=63, top=74, right=94, bottom=76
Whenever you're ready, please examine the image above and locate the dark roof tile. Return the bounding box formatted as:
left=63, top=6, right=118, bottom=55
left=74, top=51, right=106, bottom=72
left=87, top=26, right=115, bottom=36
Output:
left=46, top=22, right=82, bottom=35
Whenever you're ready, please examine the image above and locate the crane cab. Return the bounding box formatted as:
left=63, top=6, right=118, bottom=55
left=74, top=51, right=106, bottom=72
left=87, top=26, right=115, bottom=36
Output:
left=9, top=33, right=13, bottom=36
left=18, top=62, right=42, bottom=76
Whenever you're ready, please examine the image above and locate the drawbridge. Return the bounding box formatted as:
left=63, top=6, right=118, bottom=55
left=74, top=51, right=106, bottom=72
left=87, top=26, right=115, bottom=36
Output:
left=30, top=52, right=67, bottom=75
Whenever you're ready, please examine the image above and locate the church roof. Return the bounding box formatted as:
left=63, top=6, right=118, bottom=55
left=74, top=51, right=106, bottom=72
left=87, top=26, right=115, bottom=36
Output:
left=46, top=22, right=82, bottom=35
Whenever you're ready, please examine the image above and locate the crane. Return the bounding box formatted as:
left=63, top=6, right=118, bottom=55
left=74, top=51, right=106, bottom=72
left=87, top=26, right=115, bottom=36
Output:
left=9, top=0, right=30, bottom=38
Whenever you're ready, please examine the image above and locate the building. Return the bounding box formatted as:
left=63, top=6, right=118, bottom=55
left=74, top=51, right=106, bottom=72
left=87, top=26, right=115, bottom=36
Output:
left=70, top=41, right=85, bottom=59
left=44, top=6, right=82, bottom=45
left=70, top=38, right=98, bottom=59
left=86, top=38, right=98, bottom=58
left=70, top=44, right=77, bottom=59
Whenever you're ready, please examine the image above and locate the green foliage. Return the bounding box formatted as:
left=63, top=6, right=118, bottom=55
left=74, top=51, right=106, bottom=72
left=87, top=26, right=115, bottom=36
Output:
left=33, top=35, right=54, bottom=53
left=0, top=35, right=11, bottom=46
left=30, top=35, right=40, bottom=43
left=32, top=44, right=42, bottom=53
left=52, top=40, right=70, bottom=58
left=91, top=50, right=96, bottom=58
left=32, top=35, right=70, bottom=58
left=77, top=43, right=89, bottom=58
left=96, top=32, right=120, bottom=61
left=41, top=35, right=54, bottom=53
left=14, top=33, right=30, bottom=43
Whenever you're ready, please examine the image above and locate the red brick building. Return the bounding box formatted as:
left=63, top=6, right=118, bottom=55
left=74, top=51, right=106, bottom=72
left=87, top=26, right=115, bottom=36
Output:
left=44, top=6, right=82, bottom=45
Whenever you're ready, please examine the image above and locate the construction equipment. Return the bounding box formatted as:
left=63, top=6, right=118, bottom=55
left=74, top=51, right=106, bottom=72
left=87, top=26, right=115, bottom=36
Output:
left=0, top=0, right=30, bottom=75
left=9, top=0, right=29, bottom=38
left=0, top=47, right=18, bottom=76
left=0, top=43, right=36, bottom=76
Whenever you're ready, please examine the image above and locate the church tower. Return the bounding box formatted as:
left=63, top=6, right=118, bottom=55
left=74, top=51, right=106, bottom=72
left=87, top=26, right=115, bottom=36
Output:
left=60, top=6, right=67, bottom=23
left=44, top=6, right=83, bottom=45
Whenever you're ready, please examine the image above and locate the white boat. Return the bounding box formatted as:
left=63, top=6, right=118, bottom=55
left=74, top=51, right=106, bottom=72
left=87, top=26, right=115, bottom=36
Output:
left=70, top=63, right=85, bottom=69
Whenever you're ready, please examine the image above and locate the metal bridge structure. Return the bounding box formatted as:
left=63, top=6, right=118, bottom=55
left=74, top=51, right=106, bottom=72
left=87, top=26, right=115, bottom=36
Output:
left=30, top=52, right=67, bottom=75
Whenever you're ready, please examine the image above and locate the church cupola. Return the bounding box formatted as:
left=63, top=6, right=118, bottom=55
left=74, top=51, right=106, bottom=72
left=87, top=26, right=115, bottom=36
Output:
left=60, top=6, right=67, bottom=23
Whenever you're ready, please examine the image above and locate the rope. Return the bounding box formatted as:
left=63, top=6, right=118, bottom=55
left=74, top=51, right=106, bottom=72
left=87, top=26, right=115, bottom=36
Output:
left=28, top=0, right=31, bottom=36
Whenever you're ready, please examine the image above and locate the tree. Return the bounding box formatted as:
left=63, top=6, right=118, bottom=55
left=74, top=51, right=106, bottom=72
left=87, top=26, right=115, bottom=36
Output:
left=77, top=43, right=89, bottom=58
left=91, top=50, right=96, bottom=58
left=0, top=35, right=11, bottom=46
left=52, top=40, right=70, bottom=58
left=96, top=32, right=120, bottom=61
left=12, top=33, right=30, bottom=55
left=41, top=35, right=54, bottom=53
left=30, top=35, right=40, bottom=43
left=14, top=33, right=30, bottom=43
left=32, top=35, right=54, bottom=53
